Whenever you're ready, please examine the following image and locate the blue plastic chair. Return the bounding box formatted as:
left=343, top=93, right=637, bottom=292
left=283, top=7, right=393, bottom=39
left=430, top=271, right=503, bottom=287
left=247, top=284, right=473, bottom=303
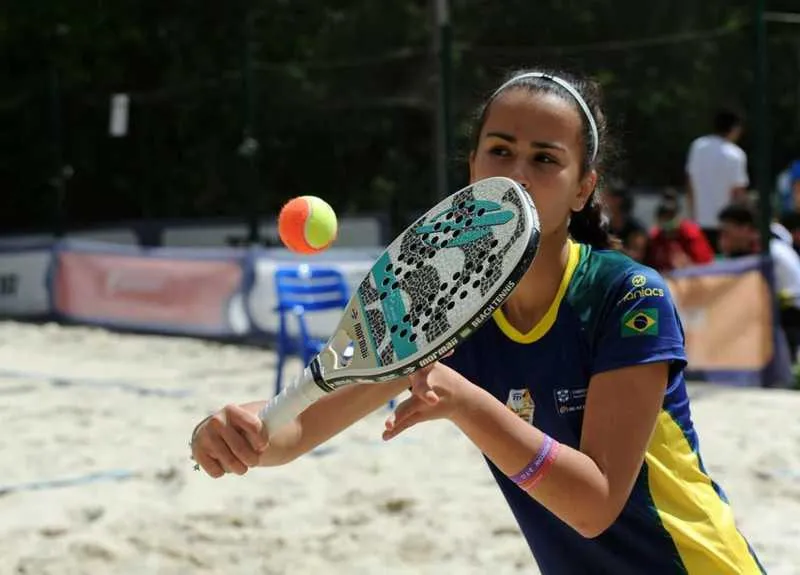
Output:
left=274, top=264, right=348, bottom=394
left=273, top=264, right=396, bottom=410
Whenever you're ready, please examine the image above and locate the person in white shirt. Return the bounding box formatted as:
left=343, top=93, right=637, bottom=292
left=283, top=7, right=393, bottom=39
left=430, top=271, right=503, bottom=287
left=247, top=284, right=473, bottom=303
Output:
left=718, top=203, right=800, bottom=361
left=686, top=108, right=749, bottom=247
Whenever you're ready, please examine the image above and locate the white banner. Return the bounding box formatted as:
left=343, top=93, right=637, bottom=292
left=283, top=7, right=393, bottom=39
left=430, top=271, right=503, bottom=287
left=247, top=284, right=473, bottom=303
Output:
left=247, top=249, right=378, bottom=339
left=0, top=248, right=53, bottom=316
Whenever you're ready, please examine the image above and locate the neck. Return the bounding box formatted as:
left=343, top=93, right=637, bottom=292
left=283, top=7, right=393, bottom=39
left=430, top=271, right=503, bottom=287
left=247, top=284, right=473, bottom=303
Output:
left=501, top=230, right=572, bottom=333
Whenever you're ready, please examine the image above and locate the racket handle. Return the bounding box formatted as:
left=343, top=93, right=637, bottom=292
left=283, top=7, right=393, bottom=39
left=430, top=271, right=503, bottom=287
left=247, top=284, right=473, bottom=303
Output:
left=258, top=365, right=328, bottom=433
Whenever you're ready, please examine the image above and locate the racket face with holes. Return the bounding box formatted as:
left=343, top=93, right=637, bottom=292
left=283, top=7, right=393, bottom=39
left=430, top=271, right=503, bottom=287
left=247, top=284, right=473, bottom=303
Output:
left=307, top=177, right=540, bottom=393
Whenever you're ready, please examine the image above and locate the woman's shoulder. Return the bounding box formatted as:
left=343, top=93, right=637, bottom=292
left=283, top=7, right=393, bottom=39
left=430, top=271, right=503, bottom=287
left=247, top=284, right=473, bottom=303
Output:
left=570, top=245, right=687, bottom=369
left=570, top=244, right=667, bottom=300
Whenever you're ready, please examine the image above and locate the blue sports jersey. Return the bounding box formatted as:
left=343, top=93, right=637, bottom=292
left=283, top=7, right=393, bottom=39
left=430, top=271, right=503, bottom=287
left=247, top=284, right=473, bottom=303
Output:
left=443, top=241, right=764, bottom=575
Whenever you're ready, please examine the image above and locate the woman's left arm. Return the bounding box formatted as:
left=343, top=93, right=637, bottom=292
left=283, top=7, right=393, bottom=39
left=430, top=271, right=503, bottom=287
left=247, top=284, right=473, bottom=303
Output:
left=447, top=361, right=668, bottom=538
left=385, top=269, right=681, bottom=538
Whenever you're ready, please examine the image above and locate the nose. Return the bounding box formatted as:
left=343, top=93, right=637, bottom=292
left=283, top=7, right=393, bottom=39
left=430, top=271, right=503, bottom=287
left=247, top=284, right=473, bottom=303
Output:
left=513, top=178, right=530, bottom=193
left=509, top=163, right=531, bottom=191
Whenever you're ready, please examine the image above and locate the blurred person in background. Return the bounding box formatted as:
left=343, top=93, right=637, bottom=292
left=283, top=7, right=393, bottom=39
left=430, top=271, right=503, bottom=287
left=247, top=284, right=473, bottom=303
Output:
left=774, top=160, right=800, bottom=255
left=776, top=159, right=800, bottom=216
left=779, top=211, right=800, bottom=256
left=605, top=180, right=647, bottom=262
left=718, top=202, right=800, bottom=362
left=646, top=190, right=714, bottom=274
left=605, top=180, right=643, bottom=239
left=685, top=107, right=749, bottom=249
left=769, top=217, right=794, bottom=247
left=619, top=226, right=649, bottom=263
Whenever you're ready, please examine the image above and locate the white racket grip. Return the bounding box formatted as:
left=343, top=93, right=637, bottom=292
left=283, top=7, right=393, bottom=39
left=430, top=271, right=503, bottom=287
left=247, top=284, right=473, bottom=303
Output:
left=259, top=366, right=328, bottom=433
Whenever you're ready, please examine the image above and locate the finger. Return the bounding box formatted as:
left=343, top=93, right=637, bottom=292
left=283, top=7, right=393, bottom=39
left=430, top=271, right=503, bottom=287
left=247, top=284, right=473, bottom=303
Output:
left=408, top=369, right=430, bottom=388
left=225, top=404, right=268, bottom=452
left=219, top=423, right=262, bottom=468
left=419, top=388, right=440, bottom=405
left=409, top=363, right=436, bottom=380
left=409, top=376, right=439, bottom=406
left=389, top=399, right=433, bottom=436
left=207, top=420, right=248, bottom=475
left=387, top=396, right=422, bottom=428
left=194, top=451, right=226, bottom=478
left=383, top=410, right=426, bottom=441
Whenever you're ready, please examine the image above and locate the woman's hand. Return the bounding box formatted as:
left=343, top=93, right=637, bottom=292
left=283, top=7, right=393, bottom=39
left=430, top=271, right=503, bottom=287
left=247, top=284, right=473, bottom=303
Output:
left=190, top=404, right=268, bottom=478
left=382, top=361, right=473, bottom=441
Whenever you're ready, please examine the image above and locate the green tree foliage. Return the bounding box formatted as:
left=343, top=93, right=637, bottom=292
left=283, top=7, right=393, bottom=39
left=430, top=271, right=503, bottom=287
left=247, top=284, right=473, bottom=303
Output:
left=0, top=0, right=797, bottom=234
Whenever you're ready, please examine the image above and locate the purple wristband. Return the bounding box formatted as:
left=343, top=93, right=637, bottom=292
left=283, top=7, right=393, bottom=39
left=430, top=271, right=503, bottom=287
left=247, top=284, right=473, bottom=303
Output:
left=509, top=434, right=554, bottom=485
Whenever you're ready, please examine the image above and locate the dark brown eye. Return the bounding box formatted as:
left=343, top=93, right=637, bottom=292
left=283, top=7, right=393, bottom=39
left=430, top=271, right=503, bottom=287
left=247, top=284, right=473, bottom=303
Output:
left=488, top=146, right=510, bottom=157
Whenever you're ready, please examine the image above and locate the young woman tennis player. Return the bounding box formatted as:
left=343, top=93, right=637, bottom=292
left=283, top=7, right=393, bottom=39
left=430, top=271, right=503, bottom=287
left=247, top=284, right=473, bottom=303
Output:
left=190, top=69, right=765, bottom=574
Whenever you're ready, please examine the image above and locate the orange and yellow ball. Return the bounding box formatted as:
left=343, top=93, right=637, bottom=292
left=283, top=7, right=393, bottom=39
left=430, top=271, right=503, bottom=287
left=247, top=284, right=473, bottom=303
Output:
left=278, top=196, right=338, bottom=254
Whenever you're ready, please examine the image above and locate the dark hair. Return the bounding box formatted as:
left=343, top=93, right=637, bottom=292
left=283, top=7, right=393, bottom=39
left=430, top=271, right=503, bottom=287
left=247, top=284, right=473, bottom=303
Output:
left=718, top=203, right=756, bottom=227
left=469, top=68, right=616, bottom=249
left=620, top=221, right=647, bottom=247
left=713, top=107, right=744, bottom=136
left=781, top=211, right=800, bottom=233
left=656, top=189, right=680, bottom=219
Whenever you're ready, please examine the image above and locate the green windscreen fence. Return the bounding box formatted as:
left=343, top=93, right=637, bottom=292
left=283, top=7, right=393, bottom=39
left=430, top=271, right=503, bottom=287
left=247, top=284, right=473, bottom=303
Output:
left=1, top=2, right=798, bottom=235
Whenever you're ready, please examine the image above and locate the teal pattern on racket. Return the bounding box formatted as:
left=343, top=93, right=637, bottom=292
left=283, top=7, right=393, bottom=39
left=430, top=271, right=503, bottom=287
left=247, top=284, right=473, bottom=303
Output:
left=356, top=181, right=533, bottom=367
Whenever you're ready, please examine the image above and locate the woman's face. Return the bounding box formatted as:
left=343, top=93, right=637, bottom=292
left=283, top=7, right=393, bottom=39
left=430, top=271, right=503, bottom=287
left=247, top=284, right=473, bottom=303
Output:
left=469, top=88, right=596, bottom=238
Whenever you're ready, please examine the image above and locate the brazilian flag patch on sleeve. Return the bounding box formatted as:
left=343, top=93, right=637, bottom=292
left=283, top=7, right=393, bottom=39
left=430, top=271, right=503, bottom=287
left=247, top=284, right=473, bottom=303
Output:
left=621, top=308, right=659, bottom=337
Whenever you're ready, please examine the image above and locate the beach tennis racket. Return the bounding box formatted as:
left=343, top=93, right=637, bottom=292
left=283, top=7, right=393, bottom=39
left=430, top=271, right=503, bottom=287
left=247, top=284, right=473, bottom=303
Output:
left=259, top=176, right=540, bottom=432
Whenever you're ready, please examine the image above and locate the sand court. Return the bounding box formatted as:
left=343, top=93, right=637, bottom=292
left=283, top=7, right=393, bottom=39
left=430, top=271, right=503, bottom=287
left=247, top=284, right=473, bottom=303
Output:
left=0, top=321, right=798, bottom=574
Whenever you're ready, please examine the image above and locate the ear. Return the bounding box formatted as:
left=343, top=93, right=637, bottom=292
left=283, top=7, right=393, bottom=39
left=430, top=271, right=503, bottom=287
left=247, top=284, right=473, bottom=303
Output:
left=571, top=170, right=598, bottom=212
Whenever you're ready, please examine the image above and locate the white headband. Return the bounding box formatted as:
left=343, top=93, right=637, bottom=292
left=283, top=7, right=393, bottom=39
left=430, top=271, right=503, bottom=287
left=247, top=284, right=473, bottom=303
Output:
left=491, top=72, right=599, bottom=163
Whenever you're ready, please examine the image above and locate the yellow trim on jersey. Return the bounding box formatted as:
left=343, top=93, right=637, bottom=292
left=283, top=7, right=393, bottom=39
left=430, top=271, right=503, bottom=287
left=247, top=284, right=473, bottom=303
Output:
left=645, top=410, right=762, bottom=574
left=493, top=240, right=581, bottom=343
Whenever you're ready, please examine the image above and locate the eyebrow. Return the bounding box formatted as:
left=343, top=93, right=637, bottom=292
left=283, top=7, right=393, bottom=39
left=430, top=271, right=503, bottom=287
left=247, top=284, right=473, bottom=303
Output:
left=484, top=131, right=567, bottom=151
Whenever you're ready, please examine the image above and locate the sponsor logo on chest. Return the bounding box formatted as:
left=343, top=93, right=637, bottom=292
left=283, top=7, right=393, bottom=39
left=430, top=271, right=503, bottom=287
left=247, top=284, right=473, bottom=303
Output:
left=553, top=387, right=587, bottom=415
left=506, top=388, right=535, bottom=424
